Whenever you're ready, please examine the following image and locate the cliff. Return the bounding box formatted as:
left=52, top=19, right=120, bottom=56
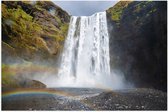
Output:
left=107, top=1, right=167, bottom=91
left=2, top=1, right=70, bottom=63
left=2, top=1, right=70, bottom=88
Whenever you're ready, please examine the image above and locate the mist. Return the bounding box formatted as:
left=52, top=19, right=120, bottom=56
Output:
left=2, top=8, right=133, bottom=90
left=2, top=47, right=133, bottom=90
left=28, top=12, right=134, bottom=90
left=30, top=62, right=133, bottom=90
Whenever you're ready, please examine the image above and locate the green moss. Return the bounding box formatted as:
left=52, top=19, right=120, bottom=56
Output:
left=134, top=1, right=154, bottom=13
left=2, top=64, right=7, bottom=69
left=42, top=21, right=68, bottom=42
left=2, top=1, right=70, bottom=60
left=2, top=3, right=44, bottom=58
left=35, top=5, right=45, bottom=12
left=2, top=5, right=42, bottom=37
left=107, top=1, right=132, bottom=22
left=149, top=8, right=157, bottom=14
left=135, top=5, right=141, bottom=13
left=60, top=23, right=69, bottom=36
left=2, top=64, right=19, bottom=87
left=55, top=16, right=62, bottom=26
left=2, top=41, right=15, bottom=50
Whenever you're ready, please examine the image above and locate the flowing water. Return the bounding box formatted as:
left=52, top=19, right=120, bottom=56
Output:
left=56, top=12, right=113, bottom=88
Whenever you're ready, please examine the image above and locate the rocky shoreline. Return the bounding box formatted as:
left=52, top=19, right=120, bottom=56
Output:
left=2, top=88, right=167, bottom=110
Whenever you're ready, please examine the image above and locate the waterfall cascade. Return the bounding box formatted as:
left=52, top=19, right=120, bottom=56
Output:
left=56, top=12, right=113, bottom=88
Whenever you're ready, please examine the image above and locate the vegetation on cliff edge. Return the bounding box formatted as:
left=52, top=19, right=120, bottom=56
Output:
left=2, top=1, right=70, bottom=62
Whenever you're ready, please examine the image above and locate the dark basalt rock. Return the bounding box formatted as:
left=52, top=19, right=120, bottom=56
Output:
left=107, top=1, right=167, bottom=91
left=83, top=88, right=167, bottom=110
left=20, top=79, right=46, bottom=88
left=2, top=78, right=46, bottom=89
left=2, top=88, right=167, bottom=110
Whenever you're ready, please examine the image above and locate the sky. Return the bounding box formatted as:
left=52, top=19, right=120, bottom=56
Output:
left=53, top=1, right=119, bottom=16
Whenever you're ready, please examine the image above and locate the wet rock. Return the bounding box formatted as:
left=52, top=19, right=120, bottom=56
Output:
left=2, top=88, right=167, bottom=110
left=21, top=79, right=46, bottom=88
left=106, top=1, right=167, bottom=91
left=82, top=88, right=167, bottom=110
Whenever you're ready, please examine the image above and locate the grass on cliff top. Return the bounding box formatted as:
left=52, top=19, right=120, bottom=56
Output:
left=2, top=3, right=49, bottom=60
left=2, top=3, right=42, bottom=43
left=107, top=1, right=132, bottom=22
left=134, top=1, right=153, bottom=13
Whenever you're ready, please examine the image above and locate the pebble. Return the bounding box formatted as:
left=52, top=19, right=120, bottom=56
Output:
left=115, top=104, right=119, bottom=106
left=50, top=108, right=55, bottom=110
left=29, top=108, right=32, bottom=110
left=2, top=88, right=167, bottom=110
left=117, top=106, right=123, bottom=109
left=124, top=105, right=128, bottom=109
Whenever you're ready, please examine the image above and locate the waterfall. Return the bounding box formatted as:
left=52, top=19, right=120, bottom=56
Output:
left=56, top=12, right=112, bottom=88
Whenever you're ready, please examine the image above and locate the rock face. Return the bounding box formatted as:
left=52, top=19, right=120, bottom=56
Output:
left=2, top=63, right=53, bottom=89
left=107, top=1, right=167, bottom=91
left=20, top=79, right=47, bottom=88
left=2, top=1, right=70, bottom=63
left=2, top=1, right=70, bottom=88
left=2, top=78, right=46, bottom=89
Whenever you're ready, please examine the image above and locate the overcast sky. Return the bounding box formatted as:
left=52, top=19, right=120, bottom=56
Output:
left=53, top=1, right=118, bottom=16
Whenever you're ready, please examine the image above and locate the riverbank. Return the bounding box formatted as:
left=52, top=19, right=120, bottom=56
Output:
left=2, top=88, right=167, bottom=110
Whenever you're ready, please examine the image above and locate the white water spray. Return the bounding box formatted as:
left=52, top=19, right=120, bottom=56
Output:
left=55, top=12, right=126, bottom=89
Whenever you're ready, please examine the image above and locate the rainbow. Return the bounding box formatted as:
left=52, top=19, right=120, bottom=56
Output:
left=2, top=88, right=95, bottom=110
left=2, top=88, right=75, bottom=98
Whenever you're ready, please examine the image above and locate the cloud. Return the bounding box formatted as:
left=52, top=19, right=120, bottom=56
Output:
left=53, top=1, right=118, bottom=16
